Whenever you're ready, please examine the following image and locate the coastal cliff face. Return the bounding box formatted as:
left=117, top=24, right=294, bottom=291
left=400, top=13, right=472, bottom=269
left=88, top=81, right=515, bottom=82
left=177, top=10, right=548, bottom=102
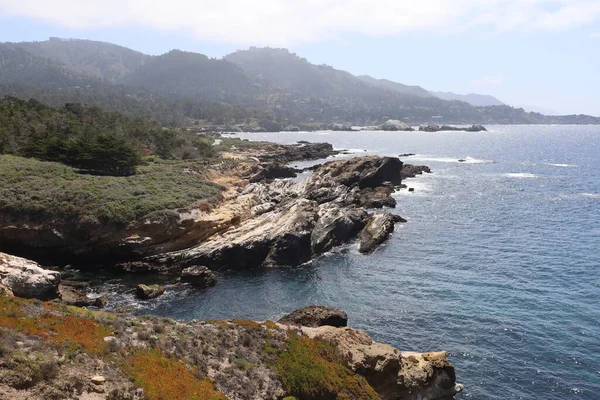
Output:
left=0, top=296, right=461, bottom=400
left=0, top=142, right=337, bottom=265
left=149, top=156, right=408, bottom=271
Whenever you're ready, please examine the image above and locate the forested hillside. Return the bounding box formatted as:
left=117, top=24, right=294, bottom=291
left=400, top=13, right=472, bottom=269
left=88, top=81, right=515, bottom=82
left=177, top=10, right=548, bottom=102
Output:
left=1, top=38, right=598, bottom=125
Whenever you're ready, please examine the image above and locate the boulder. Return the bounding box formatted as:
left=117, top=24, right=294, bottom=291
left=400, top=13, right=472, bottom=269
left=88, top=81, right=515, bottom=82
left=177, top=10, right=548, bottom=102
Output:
left=136, top=284, right=165, bottom=300
left=358, top=213, right=405, bottom=253
left=419, top=124, right=440, bottom=132
left=0, top=252, right=60, bottom=299
left=180, top=266, right=218, bottom=288
left=279, top=305, right=348, bottom=327
left=301, top=326, right=462, bottom=400
left=59, top=281, right=107, bottom=307
left=378, top=119, right=413, bottom=131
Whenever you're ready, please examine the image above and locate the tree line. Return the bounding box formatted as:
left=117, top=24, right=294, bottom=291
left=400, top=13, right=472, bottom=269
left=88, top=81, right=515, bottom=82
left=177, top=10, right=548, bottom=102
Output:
left=0, top=97, right=216, bottom=176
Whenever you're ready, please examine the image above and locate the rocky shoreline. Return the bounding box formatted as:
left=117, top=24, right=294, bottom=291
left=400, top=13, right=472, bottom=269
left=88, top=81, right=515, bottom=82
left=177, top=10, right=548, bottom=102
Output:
left=0, top=139, right=462, bottom=400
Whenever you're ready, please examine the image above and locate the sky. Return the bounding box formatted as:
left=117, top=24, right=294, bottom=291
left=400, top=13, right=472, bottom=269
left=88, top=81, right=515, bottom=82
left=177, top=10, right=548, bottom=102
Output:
left=1, top=0, right=599, bottom=116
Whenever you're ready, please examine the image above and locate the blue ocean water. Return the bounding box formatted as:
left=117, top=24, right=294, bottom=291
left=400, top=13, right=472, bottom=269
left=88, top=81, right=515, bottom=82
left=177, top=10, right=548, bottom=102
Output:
left=119, top=126, right=599, bottom=399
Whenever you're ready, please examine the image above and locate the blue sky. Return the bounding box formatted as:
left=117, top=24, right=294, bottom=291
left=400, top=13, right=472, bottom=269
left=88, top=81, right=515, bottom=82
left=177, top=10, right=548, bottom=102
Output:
left=1, top=0, right=599, bottom=116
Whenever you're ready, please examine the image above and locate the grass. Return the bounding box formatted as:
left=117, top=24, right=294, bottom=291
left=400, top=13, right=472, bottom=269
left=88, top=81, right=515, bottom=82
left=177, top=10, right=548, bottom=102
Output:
left=0, top=297, right=112, bottom=354
left=0, top=154, right=224, bottom=225
left=122, top=348, right=228, bottom=400
left=275, top=331, right=379, bottom=400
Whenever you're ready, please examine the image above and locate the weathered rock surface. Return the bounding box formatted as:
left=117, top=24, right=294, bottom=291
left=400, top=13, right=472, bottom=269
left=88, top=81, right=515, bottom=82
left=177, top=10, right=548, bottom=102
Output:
left=258, top=142, right=337, bottom=163
left=246, top=162, right=297, bottom=183
left=0, top=282, right=14, bottom=297
left=150, top=156, right=410, bottom=270
left=377, top=119, right=414, bottom=131
left=59, top=280, right=107, bottom=307
left=0, top=252, right=60, bottom=299
left=401, top=164, right=432, bottom=179
left=279, top=305, right=348, bottom=327
left=135, top=284, right=165, bottom=300
left=180, top=266, right=218, bottom=288
left=300, top=325, right=462, bottom=400
left=359, top=213, right=405, bottom=253
left=419, top=123, right=440, bottom=132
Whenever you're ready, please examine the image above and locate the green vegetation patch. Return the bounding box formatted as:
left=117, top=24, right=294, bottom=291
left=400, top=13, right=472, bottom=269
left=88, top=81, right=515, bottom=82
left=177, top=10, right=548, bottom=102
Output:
left=275, top=331, right=379, bottom=400
left=123, top=348, right=228, bottom=400
left=0, top=155, right=223, bottom=224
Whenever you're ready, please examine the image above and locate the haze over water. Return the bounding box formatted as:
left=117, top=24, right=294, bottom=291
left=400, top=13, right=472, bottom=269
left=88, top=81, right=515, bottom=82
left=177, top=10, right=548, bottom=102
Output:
left=108, top=126, right=600, bottom=399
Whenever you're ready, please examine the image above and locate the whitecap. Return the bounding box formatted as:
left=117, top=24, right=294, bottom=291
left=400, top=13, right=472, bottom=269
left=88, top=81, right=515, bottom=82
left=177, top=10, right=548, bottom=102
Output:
left=547, top=163, right=577, bottom=168
left=504, top=173, right=539, bottom=178
left=582, top=193, right=600, bottom=199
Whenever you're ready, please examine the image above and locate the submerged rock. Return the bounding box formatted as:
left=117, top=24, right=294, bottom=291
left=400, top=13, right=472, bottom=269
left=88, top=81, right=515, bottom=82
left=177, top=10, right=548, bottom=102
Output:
left=279, top=305, right=348, bottom=327
left=180, top=266, right=218, bottom=288
left=0, top=252, right=60, bottom=299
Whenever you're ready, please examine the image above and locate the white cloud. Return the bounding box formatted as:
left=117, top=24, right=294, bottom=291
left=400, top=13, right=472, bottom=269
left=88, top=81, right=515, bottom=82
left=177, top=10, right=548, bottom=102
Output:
left=1, top=0, right=600, bottom=45
left=471, top=76, right=504, bottom=87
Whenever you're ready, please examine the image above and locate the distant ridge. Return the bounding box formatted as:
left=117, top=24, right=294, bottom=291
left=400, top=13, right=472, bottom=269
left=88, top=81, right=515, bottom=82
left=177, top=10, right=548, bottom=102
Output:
left=357, top=75, right=433, bottom=98
left=430, top=91, right=505, bottom=106
left=0, top=38, right=598, bottom=125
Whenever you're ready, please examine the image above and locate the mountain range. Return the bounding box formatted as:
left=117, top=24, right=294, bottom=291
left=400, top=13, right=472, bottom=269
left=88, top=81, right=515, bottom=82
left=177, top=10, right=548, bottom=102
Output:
left=0, top=38, right=597, bottom=126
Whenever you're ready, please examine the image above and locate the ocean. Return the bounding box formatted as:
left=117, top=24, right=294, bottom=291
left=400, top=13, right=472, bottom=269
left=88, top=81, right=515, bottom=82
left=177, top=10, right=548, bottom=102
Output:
left=102, top=125, right=600, bottom=399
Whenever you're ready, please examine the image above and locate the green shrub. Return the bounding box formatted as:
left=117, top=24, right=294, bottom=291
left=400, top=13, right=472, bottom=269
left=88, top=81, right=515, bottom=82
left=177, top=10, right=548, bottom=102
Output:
left=275, top=332, right=379, bottom=400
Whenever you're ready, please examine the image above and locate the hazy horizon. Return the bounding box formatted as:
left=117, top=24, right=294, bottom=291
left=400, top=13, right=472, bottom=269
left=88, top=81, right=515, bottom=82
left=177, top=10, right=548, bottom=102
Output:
left=1, top=0, right=599, bottom=116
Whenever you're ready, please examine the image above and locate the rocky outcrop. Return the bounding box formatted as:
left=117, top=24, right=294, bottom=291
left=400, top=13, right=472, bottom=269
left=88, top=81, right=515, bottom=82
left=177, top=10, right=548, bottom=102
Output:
left=0, top=298, right=461, bottom=400
left=300, top=325, right=462, bottom=400
left=279, top=305, right=348, bottom=327
left=180, top=266, right=218, bottom=288
left=419, top=124, right=487, bottom=132
left=0, top=252, right=60, bottom=299
left=149, top=156, right=410, bottom=271
left=419, top=123, right=440, bottom=132
left=136, top=284, right=165, bottom=300
left=359, top=213, right=406, bottom=253
left=258, top=142, right=337, bottom=163
left=59, top=280, right=107, bottom=307
left=401, top=164, right=432, bottom=179
left=246, top=162, right=297, bottom=182
left=377, top=119, right=413, bottom=131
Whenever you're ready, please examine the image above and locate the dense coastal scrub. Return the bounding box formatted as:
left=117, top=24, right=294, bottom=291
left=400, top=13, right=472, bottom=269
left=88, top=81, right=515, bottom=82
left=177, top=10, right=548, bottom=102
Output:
left=0, top=154, right=224, bottom=225
left=0, top=296, right=387, bottom=399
